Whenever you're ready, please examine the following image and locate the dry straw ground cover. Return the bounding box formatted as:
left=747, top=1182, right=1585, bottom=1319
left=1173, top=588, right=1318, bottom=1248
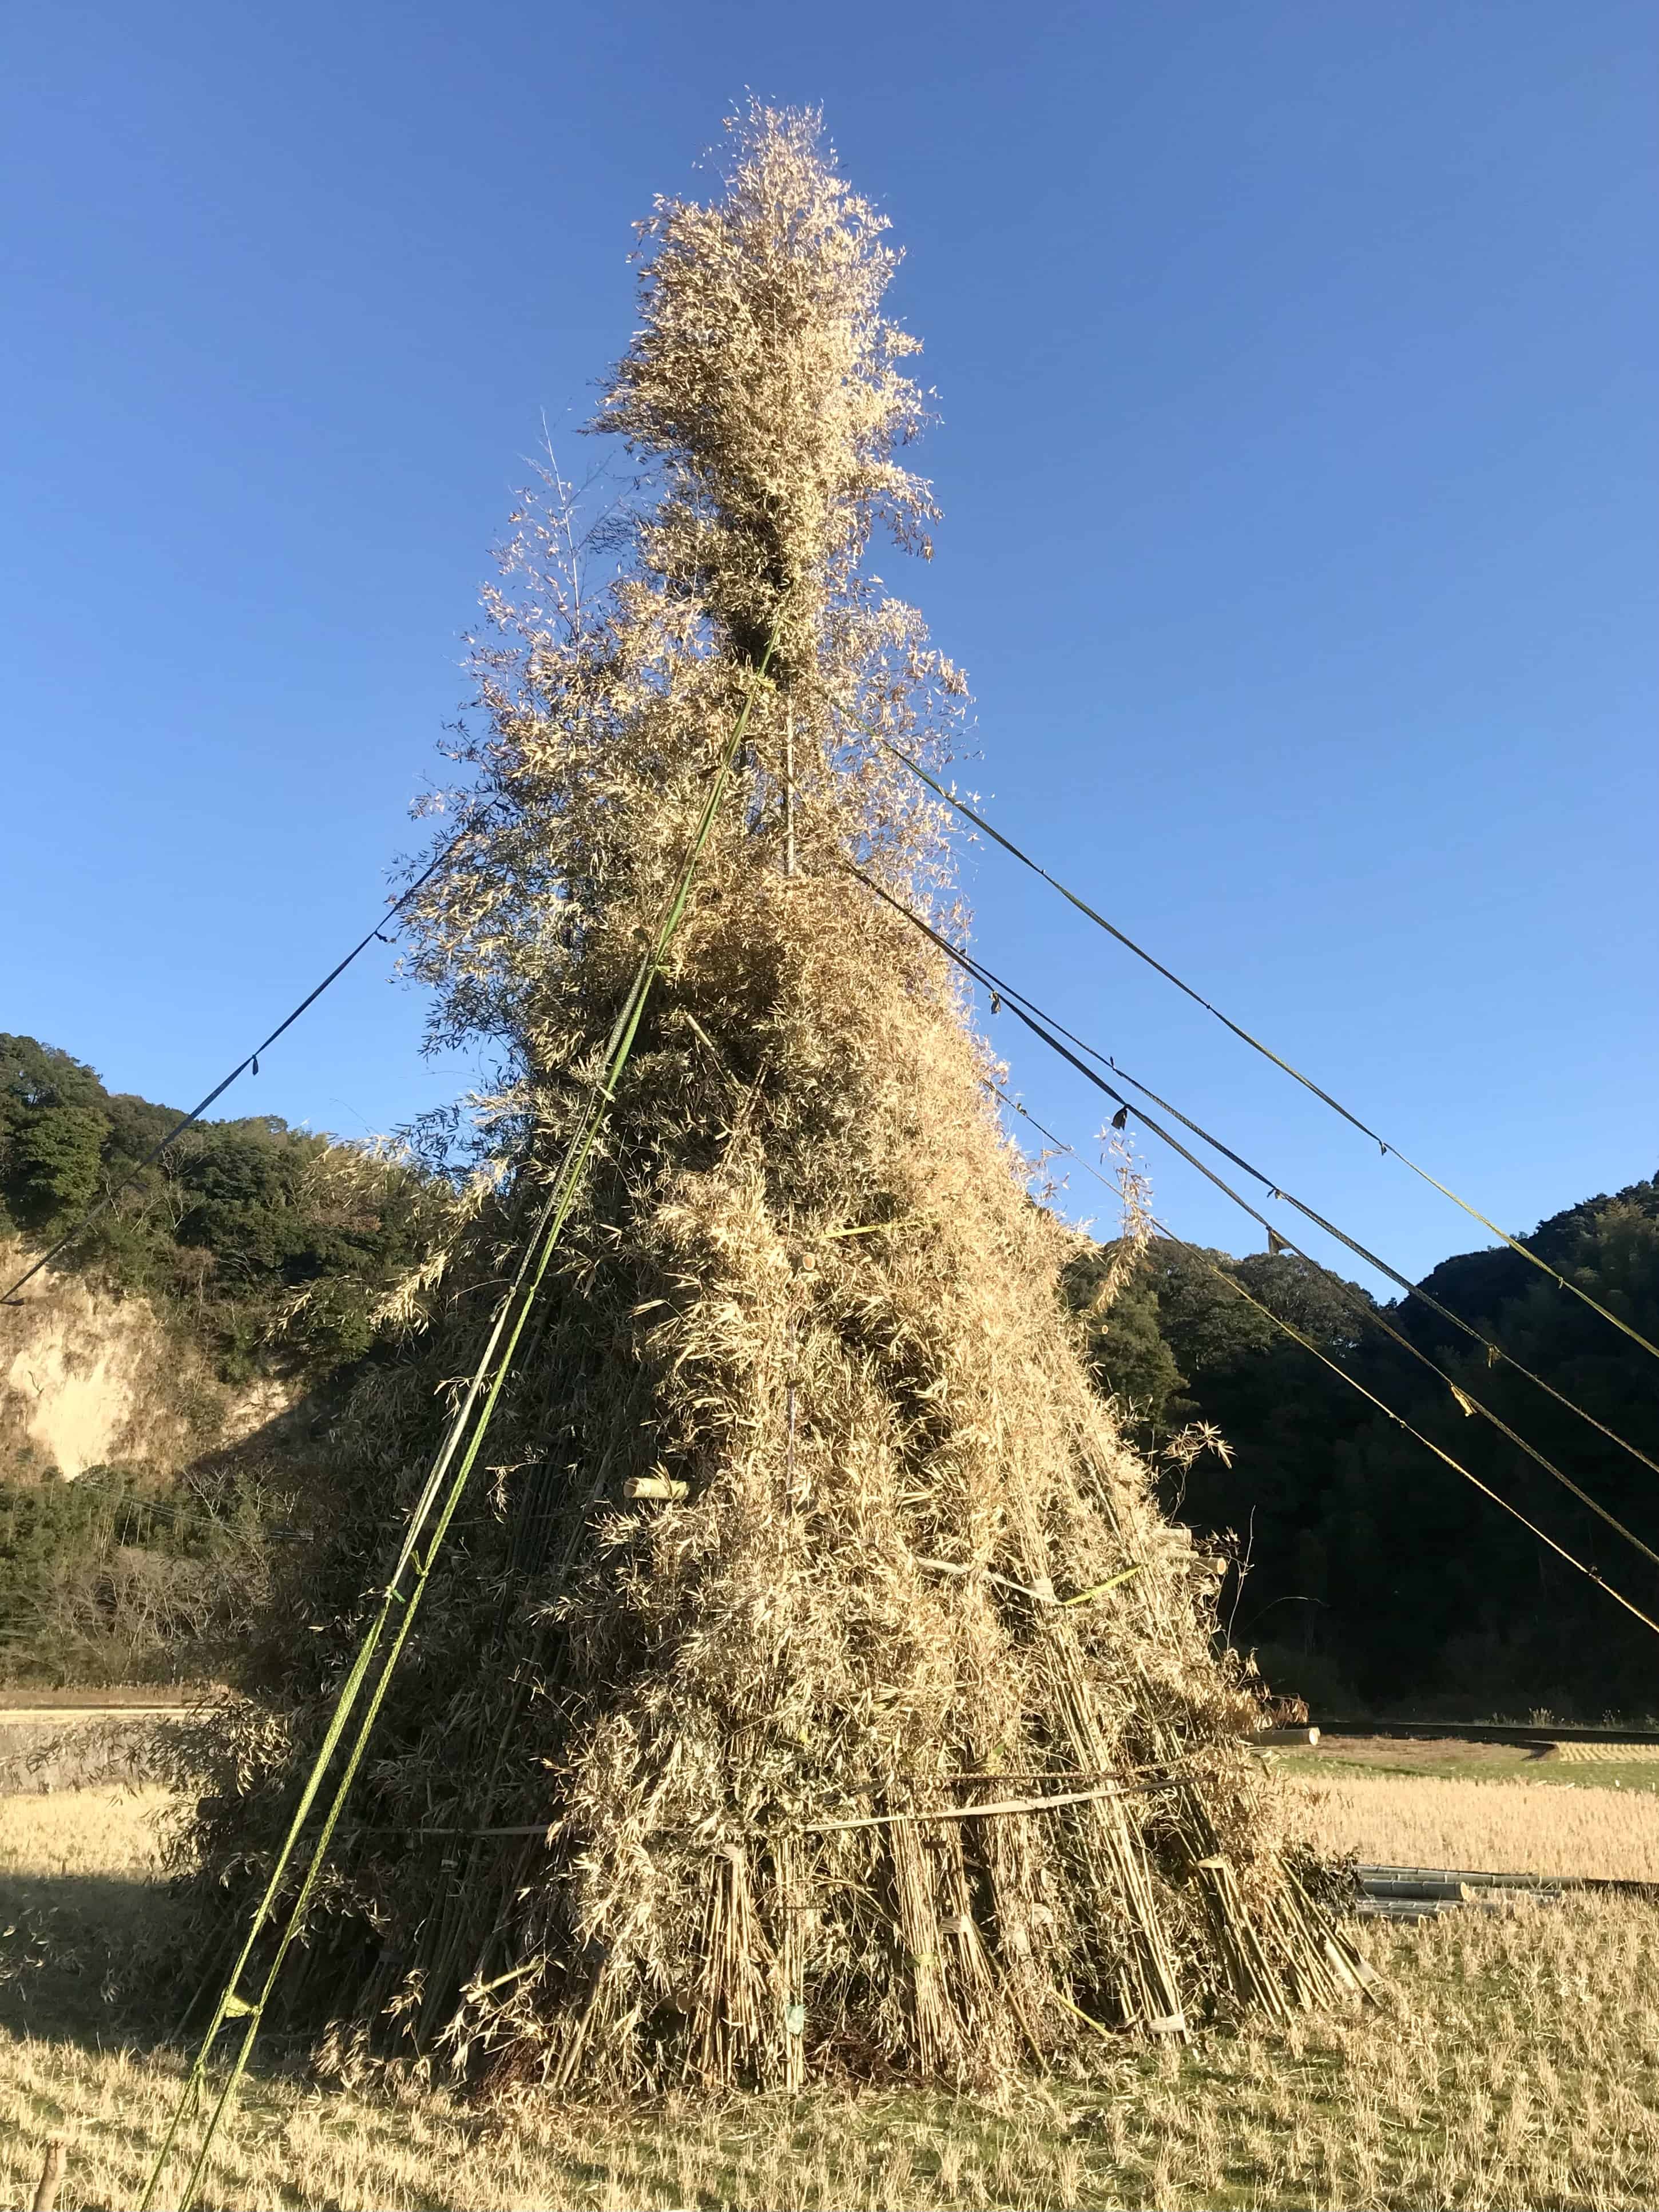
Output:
left=1284, top=1734, right=1659, bottom=1793
left=1292, top=1765, right=1659, bottom=1881
left=10, top=1783, right=1659, bottom=2209
left=0, top=1784, right=169, bottom=1883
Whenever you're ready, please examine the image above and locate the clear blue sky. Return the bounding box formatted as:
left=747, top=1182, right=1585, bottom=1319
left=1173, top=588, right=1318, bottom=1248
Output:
left=3, top=1, right=1653, bottom=1292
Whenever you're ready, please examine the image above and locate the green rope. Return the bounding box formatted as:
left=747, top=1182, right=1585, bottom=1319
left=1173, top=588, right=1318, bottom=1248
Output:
left=142, top=633, right=781, bottom=2212
left=844, top=863, right=1659, bottom=1575
left=870, top=727, right=1659, bottom=1370
left=993, top=1079, right=1659, bottom=1646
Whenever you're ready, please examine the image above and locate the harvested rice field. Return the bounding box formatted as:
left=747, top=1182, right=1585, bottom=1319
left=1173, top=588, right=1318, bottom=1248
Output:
left=8, top=1773, right=1659, bottom=2210
left=1285, top=1746, right=1659, bottom=1880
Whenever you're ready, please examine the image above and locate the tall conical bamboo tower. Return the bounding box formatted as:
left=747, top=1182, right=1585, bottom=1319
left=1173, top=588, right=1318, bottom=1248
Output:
left=178, top=105, right=1363, bottom=2092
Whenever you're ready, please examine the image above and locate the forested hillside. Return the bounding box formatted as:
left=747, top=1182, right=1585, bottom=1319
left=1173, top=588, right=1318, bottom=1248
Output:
left=1, top=1033, right=443, bottom=1380
left=1, top=1032, right=448, bottom=1683
left=1066, top=1176, right=1659, bottom=1716
left=5, top=1027, right=1654, bottom=1714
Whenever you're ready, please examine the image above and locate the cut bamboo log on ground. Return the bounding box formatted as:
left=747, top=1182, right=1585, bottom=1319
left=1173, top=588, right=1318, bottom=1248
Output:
left=1351, top=1864, right=1571, bottom=1920
left=31, top=2139, right=65, bottom=2212
left=1356, top=1861, right=1658, bottom=1899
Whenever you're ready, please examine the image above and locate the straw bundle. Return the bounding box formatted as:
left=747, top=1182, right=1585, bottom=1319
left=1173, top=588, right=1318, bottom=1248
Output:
left=172, top=102, right=1360, bottom=2093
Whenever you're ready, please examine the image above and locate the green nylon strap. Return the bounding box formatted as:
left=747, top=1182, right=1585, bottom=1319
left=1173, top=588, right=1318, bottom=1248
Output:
left=997, top=1082, right=1659, bottom=1595
left=1001, top=1078, right=1659, bottom=1651
left=142, top=630, right=781, bottom=2212
left=844, top=856, right=1659, bottom=1617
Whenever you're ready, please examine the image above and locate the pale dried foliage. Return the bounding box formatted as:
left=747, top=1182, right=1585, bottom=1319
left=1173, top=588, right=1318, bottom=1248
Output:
left=1294, top=1768, right=1659, bottom=1881
left=1160, top=1420, right=1233, bottom=1477
left=1069, top=1133, right=1154, bottom=1322
left=170, top=104, right=1344, bottom=2098
left=595, top=103, right=938, bottom=688
left=10, top=1786, right=1659, bottom=2208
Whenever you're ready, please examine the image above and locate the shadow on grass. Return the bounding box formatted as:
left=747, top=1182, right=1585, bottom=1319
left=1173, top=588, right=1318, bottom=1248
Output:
left=0, top=1860, right=186, bottom=2046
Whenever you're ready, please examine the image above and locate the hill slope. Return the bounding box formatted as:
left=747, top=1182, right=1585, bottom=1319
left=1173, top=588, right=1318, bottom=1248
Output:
left=1067, top=1174, right=1659, bottom=1715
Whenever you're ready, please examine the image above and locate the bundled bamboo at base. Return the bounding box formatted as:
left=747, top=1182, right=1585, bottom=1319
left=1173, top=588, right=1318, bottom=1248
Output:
left=165, top=101, right=1369, bottom=2094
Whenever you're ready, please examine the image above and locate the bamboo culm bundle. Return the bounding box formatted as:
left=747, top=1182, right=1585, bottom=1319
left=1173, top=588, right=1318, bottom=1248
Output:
left=160, top=101, right=1364, bottom=2099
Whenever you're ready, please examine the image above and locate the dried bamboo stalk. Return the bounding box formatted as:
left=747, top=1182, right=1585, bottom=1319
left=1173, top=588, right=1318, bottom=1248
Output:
left=801, top=1774, right=1188, bottom=1836
left=772, top=1835, right=807, bottom=2093
left=888, top=1817, right=959, bottom=2075
left=31, top=2140, right=65, bottom=2212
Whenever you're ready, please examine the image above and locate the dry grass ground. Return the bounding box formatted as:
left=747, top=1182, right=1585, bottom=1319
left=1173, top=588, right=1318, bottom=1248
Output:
left=0, top=1785, right=169, bottom=1881
left=1289, top=1763, right=1659, bottom=1879
left=1291, top=1732, right=1659, bottom=1795
left=7, top=1781, right=1659, bottom=2209
left=0, top=1711, right=177, bottom=1795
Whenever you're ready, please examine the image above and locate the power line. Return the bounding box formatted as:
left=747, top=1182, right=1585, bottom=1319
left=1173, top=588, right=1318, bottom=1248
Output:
left=872, top=734, right=1659, bottom=1369
left=2, top=803, right=499, bottom=1307
left=33, top=1476, right=197, bottom=1525
left=29, top=1474, right=275, bottom=1531
left=850, top=866, right=1659, bottom=1485
left=992, top=1087, right=1659, bottom=1647
left=848, top=866, right=1659, bottom=1579
left=1003, top=983, right=1659, bottom=1488
left=1166, top=1227, right=1659, bottom=1644
left=880, top=834, right=1659, bottom=1474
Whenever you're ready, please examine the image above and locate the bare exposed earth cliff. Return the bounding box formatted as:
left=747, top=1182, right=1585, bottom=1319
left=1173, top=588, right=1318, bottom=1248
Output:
left=1, top=1243, right=288, bottom=1478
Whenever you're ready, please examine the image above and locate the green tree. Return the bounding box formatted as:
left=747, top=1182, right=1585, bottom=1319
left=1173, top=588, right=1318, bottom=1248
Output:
left=0, top=1467, right=279, bottom=1686
left=1, top=1034, right=112, bottom=1230
left=9, top=1103, right=108, bottom=1225
left=1060, top=1244, right=1185, bottom=1433
left=2, top=1031, right=450, bottom=1389
left=1065, top=1178, right=1659, bottom=1717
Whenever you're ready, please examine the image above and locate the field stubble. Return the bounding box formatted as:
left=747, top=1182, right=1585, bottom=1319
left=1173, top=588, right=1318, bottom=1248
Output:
left=5, top=1778, right=1659, bottom=2209
left=1288, top=1758, right=1659, bottom=1880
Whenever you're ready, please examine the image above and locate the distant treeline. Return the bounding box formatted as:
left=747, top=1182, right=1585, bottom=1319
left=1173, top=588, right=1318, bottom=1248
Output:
left=1065, top=1174, right=1659, bottom=1718
left=1, top=1030, right=454, bottom=1684
left=1, top=1031, right=444, bottom=1381
left=7, top=1029, right=1657, bottom=1714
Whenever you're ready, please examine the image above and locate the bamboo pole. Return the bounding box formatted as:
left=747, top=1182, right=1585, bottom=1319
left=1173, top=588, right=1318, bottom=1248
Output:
left=784, top=705, right=796, bottom=877
left=31, top=2140, right=65, bottom=2212
left=142, top=618, right=787, bottom=2212
left=800, top=1774, right=1190, bottom=1836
